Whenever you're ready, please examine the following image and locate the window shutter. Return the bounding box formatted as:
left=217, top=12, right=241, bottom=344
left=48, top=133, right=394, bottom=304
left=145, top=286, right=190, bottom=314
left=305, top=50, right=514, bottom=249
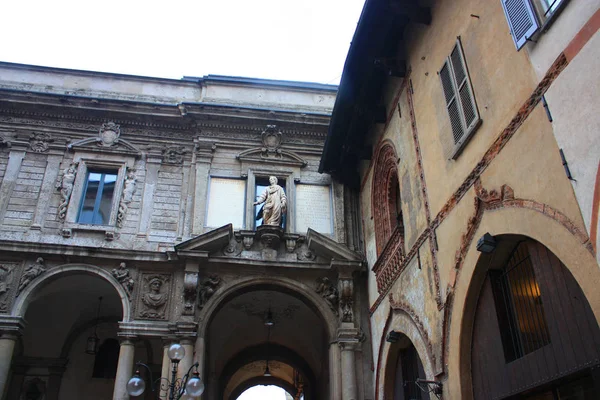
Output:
left=501, top=0, right=540, bottom=50
left=440, top=61, right=464, bottom=144
left=450, top=42, right=479, bottom=135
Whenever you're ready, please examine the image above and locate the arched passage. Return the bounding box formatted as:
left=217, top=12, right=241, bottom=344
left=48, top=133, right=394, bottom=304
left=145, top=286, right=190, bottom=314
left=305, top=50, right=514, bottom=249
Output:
left=6, top=264, right=130, bottom=400
left=463, top=235, right=600, bottom=399
left=201, top=278, right=335, bottom=400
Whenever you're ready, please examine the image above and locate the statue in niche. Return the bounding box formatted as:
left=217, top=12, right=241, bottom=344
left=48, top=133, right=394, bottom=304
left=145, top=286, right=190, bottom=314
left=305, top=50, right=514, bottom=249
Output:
left=253, top=176, right=287, bottom=227
left=141, top=276, right=168, bottom=319
left=0, top=265, right=14, bottom=311
left=55, top=163, right=77, bottom=221
left=18, top=258, right=46, bottom=295
left=111, top=262, right=134, bottom=298
left=117, top=171, right=136, bottom=228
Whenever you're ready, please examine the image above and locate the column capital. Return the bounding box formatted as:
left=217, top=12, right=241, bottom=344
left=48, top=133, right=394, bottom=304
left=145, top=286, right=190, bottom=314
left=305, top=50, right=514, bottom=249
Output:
left=0, top=316, right=26, bottom=338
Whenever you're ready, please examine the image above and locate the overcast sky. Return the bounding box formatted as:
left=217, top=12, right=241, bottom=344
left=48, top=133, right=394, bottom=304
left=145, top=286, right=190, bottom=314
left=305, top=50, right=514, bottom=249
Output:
left=1, top=0, right=365, bottom=84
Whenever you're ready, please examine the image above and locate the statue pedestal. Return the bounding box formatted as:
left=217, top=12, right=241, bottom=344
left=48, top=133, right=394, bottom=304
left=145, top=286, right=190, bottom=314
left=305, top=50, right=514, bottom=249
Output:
left=256, top=225, right=284, bottom=261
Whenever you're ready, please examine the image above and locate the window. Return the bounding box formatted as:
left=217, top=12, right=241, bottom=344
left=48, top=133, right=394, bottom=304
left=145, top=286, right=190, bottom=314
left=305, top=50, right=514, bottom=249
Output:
left=78, top=170, right=118, bottom=225
left=490, top=242, right=551, bottom=362
left=501, top=0, right=567, bottom=50
left=439, top=38, right=481, bottom=158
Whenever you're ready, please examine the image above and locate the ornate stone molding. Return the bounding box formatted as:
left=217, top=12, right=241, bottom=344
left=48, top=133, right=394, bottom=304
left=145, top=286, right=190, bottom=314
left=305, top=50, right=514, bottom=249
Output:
left=117, top=170, right=137, bottom=228
left=55, top=162, right=78, bottom=222
left=17, top=258, right=46, bottom=296
left=67, top=121, right=142, bottom=157
left=339, top=277, right=354, bottom=323
left=29, top=132, right=53, bottom=153
left=236, top=125, right=308, bottom=167
left=182, top=271, right=199, bottom=316
left=111, top=262, right=135, bottom=300
left=315, top=277, right=339, bottom=316
left=162, top=146, right=186, bottom=165
left=198, top=275, right=222, bottom=309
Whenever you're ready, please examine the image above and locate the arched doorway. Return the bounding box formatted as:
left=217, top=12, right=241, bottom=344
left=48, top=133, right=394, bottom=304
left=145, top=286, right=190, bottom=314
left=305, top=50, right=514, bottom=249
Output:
left=469, top=236, right=600, bottom=399
left=204, top=285, right=330, bottom=400
left=383, top=332, right=430, bottom=400
left=6, top=266, right=129, bottom=400
left=237, top=384, right=295, bottom=399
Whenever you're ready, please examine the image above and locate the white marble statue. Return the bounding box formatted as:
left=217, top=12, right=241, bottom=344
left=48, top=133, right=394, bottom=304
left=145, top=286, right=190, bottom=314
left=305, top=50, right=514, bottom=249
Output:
left=253, top=176, right=287, bottom=227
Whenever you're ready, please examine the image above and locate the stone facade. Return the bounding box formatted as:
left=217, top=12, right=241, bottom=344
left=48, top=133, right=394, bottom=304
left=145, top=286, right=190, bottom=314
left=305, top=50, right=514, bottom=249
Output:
left=0, top=64, right=372, bottom=400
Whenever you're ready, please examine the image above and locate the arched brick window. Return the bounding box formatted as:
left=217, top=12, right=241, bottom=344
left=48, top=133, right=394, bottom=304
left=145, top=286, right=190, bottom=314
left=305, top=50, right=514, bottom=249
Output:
left=372, top=142, right=405, bottom=255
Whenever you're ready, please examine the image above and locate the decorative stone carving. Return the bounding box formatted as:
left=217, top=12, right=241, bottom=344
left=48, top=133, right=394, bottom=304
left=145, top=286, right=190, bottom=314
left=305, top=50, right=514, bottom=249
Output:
left=162, top=146, right=185, bottom=165
left=222, top=239, right=242, bottom=256
left=296, top=245, right=316, bottom=261
left=0, top=263, right=16, bottom=312
left=285, top=238, right=297, bottom=253
left=29, top=132, right=53, bottom=153
left=17, top=257, right=46, bottom=295
left=117, top=170, right=136, bottom=228
left=261, top=124, right=283, bottom=154
left=140, top=274, right=170, bottom=319
left=242, top=236, right=254, bottom=250
left=55, top=162, right=78, bottom=221
left=98, top=122, right=121, bottom=147
left=339, top=278, right=354, bottom=322
left=256, top=225, right=284, bottom=260
left=253, top=176, right=287, bottom=227
left=60, top=228, right=72, bottom=238
left=198, top=275, right=222, bottom=308
left=0, top=135, right=10, bottom=148
left=182, top=272, right=198, bottom=316
left=316, top=277, right=339, bottom=316
left=111, top=262, right=134, bottom=299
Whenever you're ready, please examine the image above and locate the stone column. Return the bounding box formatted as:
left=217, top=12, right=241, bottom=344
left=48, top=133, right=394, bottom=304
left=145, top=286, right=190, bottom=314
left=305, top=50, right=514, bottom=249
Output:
left=0, top=334, right=18, bottom=398
left=159, top=340, right=171, bottom=399
left=177, top=338, right=195, bottom=381
left=339, top=341, right=359, bottom=400
left=328, top=341, right=342, bottom=400
left=112, top=338, right=136, bottom=400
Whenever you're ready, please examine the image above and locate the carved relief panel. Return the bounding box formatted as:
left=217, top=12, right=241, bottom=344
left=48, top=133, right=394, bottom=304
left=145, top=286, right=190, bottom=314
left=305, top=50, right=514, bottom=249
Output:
left=0, top=261, right=20, bottom=313
left=136, top=273, right=172, bottom=320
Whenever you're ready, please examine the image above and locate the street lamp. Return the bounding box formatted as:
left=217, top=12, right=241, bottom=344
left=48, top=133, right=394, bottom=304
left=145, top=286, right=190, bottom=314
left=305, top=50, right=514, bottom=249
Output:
left=126, top=343, right=205, bottom=400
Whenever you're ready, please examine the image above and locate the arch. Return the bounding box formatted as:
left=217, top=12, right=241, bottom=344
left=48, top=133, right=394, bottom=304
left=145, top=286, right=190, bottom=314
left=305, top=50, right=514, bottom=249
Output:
left=220, top=343, right=316, bottom=400
left=198, top=275, right=338, bottom=341
left=372, top=140, right=404, bottom=255
left=375, top=306, right=436, bottom=400
left=230, top=378, right=296, bottom=400
left=11, top=263, right=131, bottom=321
left=447, top=206, right=600, bottom=399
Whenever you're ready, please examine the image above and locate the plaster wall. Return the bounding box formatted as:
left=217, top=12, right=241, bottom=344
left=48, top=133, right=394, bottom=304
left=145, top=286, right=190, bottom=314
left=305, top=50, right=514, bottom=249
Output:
left=526, top=0, right=600, bottom=79
left=543, top=30, right=600, bottom=260
left=404, top=0, right=539, bottom=216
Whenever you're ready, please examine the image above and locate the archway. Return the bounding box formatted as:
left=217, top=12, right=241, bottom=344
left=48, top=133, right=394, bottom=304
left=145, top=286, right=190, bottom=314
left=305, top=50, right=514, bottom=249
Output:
left=236, top=384, right=294, bottom=400
left=204, top=283, right=332, bottom=400
left=6, top=265, right=130, bottom=400
left=465, top=235, right=600, bottom=399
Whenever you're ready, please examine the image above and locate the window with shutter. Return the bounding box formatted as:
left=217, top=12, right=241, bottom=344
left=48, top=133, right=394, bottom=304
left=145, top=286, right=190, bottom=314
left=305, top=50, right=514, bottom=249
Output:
left=439, top=38, right=481, bottom=159
left=501, top=0, right=568, bottom=50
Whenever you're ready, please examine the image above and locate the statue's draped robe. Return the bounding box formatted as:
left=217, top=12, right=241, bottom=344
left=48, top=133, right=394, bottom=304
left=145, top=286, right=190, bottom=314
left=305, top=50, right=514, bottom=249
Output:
left=257, top=184, right=287, bottom=226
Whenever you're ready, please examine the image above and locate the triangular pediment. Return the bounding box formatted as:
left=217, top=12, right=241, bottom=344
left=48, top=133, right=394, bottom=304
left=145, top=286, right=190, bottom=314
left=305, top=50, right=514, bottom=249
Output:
left=306, top=229, right=363, bottom=262
left=175, top=224, right=233, bottom=255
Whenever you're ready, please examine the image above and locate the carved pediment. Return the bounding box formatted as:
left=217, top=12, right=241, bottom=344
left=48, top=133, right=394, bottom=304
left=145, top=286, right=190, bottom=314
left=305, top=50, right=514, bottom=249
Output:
left=306, top=229, right=363, bottom=262
left=175, top=224, right=234, bottom=256
left=68, top=122, right=142, bottom=157
left=236, top=125, right=307, bottom=167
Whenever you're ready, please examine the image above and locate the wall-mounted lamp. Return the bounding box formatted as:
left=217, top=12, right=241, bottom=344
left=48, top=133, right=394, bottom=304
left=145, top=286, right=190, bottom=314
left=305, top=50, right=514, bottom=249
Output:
left=386, top=330, right=401, bottom=343
left=476, top=233, right=497, bottom=253
left=416, top=379, right=443, bottom=399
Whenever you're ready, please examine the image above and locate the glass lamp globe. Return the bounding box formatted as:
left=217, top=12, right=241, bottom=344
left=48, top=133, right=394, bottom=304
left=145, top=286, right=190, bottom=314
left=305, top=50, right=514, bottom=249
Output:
left=126, top=374, right=146, bottom=396
left=167, top=343, right=185, bottom=361
left=185, top=374, right=205, bottom=397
